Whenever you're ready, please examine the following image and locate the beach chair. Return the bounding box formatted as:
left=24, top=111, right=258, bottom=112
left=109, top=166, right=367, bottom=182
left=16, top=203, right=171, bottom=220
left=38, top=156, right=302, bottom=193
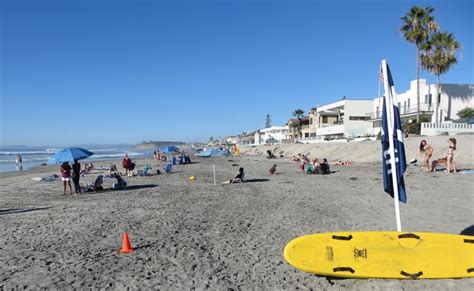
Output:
left=82, top=175, right=104, bottom=192
left=165, top=163, right=173, bottom=173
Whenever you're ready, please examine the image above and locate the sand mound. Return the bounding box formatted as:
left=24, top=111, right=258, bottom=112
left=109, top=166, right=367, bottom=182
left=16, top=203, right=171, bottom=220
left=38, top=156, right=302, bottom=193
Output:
left=240, top=134, right=474, bottom=166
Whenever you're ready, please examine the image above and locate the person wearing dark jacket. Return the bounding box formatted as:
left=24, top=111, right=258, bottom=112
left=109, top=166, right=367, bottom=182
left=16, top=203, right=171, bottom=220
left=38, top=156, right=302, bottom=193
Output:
left=71, top=160, right=81, bottom=194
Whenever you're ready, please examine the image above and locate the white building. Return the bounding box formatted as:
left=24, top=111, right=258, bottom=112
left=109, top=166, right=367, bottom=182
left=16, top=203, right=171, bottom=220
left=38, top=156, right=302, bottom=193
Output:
left=254, top=126, right=289, bottom=145
left=371, top=79, right=474, bottom=134
left=299, top=99, right=373, bottom=142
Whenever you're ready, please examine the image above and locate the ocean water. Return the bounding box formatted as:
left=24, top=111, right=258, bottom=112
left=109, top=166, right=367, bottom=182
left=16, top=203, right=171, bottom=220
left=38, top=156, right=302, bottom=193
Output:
left=0, top=147, right=151, bottom=173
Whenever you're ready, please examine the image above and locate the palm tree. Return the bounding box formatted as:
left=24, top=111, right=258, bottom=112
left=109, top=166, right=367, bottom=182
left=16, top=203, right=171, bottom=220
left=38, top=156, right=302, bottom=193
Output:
left=292, top=109, right=305, bottom=139
left=420, top=32, right=461, bottom=123
left=400, top=5, right=439, bottom=122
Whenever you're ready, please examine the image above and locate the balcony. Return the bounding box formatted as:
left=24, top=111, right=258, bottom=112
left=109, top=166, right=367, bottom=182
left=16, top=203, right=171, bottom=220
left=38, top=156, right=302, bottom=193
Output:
left=367, top=104, right=433, bottom=119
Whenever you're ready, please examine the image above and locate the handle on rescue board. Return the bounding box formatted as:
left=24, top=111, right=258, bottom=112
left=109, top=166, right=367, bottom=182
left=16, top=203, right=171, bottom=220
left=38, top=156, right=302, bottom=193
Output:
left=398, top=233, right=420, bottom=240
left=400, top=271, right=423, bottom=279
left=333, top=267, right=355, bottom=273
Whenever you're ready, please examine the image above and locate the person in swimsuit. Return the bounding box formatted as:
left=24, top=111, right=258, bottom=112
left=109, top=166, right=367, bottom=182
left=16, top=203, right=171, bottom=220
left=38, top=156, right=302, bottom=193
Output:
left=419, top=140, right=434, bottom=172
left=447, top=138, right=457, bottom=173
left=60, top=162, right=73, bottom=195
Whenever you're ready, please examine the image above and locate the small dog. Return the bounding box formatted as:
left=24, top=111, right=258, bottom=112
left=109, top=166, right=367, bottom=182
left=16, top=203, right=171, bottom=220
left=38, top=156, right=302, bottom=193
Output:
left=431, top=157, right=448, bottom=172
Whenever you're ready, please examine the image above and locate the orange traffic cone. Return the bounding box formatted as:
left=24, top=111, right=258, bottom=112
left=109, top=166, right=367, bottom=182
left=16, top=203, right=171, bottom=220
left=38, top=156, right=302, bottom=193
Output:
left=120, top=232, right=133, bottom=253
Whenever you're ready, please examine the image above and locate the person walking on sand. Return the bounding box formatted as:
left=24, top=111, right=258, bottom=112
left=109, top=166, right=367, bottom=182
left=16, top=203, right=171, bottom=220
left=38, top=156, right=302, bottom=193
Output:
left=122, top=154, right=131, bottom=176
left=60, top=162, right=73, bottom=195
left=419, top=140, right=434, bottom=172
left=71, top=160, right=81, bottom=195
left=447, top=138, right=457, bottom=173
left=15, top=153, right=23, bottom=171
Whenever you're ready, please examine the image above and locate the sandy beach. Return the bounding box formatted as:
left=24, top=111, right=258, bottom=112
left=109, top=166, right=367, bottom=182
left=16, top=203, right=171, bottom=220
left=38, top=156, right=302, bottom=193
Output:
left=1, top=136, right=473, bottom=289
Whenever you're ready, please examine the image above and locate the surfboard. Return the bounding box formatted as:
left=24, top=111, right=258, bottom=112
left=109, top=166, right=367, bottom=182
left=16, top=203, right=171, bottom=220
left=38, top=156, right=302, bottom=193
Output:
left=284, top=231, right=474, bottom=279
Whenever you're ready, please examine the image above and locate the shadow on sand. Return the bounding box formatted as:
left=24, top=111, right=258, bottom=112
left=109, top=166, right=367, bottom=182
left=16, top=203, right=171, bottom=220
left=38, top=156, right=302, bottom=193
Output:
left=126, top=184, right=159, bottom=190
left=244, top=179, right=270, bottom=183
left=0, top=207, right=52, bottom=216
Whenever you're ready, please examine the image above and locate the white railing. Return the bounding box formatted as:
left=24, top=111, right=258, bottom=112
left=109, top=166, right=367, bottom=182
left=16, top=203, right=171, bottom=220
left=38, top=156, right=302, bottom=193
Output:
left=368, top=104, right=433, bottom=119
left=317, top=124, right=344, bottom=135
left=421, top=122, right=473, bottom=136
left=318, top=122, right=342, bottom=128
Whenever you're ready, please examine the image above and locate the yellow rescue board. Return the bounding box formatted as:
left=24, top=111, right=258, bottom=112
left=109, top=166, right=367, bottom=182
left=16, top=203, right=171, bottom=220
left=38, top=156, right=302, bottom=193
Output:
left=284, top=231, right=474, bottom=279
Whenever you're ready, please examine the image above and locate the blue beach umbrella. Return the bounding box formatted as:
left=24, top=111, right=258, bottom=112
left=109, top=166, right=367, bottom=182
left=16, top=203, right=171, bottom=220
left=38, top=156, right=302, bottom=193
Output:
left=159, top=146, right=179, bottom=154
left=47, top=147, right=94, bottom=165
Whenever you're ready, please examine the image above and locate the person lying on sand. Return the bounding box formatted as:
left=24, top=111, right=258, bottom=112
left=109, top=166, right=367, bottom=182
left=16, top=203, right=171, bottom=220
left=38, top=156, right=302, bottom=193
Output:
left=289, top=153, right=302, bottom=162
left=333, top=161, right=353, bottom=166
left=222, top=167, right=245, bottom=184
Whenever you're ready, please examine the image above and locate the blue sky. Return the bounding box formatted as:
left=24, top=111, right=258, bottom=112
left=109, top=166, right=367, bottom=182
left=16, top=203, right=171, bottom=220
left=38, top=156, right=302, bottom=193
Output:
left=1, top=0, right=472, bottom=146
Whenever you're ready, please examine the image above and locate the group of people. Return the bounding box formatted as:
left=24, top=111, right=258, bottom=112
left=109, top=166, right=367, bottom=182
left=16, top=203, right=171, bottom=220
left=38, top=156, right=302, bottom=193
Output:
left=419, top=138, right=457, bottom=173
left=60, top=160, right=82, bottom=195
left=289, top=154, right=331, bottom=175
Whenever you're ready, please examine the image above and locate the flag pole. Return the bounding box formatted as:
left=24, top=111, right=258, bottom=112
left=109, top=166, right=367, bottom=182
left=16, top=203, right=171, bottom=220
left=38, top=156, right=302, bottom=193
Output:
left=382, top=60, right=402, bottom=232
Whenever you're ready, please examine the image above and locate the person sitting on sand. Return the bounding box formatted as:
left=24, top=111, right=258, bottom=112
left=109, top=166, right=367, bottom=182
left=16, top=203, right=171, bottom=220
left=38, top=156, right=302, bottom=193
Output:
left=112, top=175, right=127, bottom=190
left=60, top=162, right=73, bottom=195
left=269, top=164, right=277, bottom=175
left=267, top=149, right=276, bottom=159
left=306, top=163, right=315, bottom=174
left=298, top=159, right=307, bottom=173
left=93, top=175, right=104, bottom=191
left=419, top=140, right=434, bottom=172
left=109, top=164, right=119, bottom=175
left=313, top=158, right=330, bottom=175
left=222, top=167, right=245, bottom=184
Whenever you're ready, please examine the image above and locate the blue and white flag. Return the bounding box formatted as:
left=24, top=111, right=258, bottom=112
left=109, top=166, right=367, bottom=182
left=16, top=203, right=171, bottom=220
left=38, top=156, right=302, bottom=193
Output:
left=381, top=63, right=407, bottom=203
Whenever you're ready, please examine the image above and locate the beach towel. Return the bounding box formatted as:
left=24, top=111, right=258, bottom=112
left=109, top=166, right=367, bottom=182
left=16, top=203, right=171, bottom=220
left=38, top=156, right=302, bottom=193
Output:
left=31, top=174, right=59, bottom=182
left=459, top=169, right=474, bottom=174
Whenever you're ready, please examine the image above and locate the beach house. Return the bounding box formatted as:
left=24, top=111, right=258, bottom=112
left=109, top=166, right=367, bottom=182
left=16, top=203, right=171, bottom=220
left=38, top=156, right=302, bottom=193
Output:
left=286, top=117, right=310, bottom=141
left=237, top=131, right=256, bottom=145
left=297, top=99, right=373, bottom=142
left=254, top=126, right=289, bottom=145
left=370, top=80, right=474, bottom=135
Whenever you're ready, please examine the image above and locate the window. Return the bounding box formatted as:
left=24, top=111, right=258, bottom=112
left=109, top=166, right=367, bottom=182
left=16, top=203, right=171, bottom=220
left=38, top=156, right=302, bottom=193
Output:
left=403, top=101, right=407, bottom=113
left=349, top=116, right=370, bottom=121
left=407, top=99, right=410, bottom=110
